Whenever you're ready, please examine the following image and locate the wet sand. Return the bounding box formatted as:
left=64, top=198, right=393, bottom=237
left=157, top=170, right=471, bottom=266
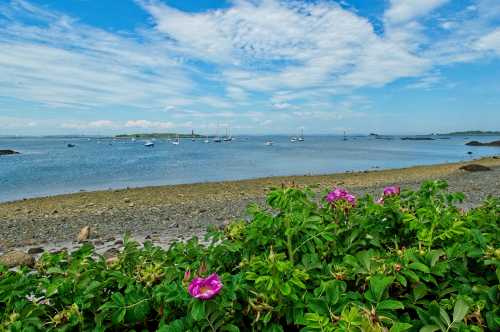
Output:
left=0, top=157, right=499, bottom=254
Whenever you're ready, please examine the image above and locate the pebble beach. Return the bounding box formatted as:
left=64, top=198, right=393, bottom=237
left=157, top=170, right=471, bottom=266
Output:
left=0, top=156, right=499, bottom=259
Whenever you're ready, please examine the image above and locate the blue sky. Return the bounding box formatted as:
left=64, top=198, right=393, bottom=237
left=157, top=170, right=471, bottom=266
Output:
left=0, top=0, right=499, bottom=135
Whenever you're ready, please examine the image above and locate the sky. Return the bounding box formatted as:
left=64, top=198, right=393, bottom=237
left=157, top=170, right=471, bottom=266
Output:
left=0, top=0, right=499, bottom=136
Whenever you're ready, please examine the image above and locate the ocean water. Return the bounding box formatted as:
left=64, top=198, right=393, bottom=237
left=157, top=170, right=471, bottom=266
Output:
left=1, top=135, right=499, bottom=202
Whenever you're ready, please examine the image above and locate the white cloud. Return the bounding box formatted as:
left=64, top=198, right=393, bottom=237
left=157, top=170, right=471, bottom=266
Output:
left=474, top=28, right=500, bottom=54
left=385, top=0, right=450, bottom=24
left=141, top=0, right=431, bottom=92
left=0, top=1, right=193, bottom=109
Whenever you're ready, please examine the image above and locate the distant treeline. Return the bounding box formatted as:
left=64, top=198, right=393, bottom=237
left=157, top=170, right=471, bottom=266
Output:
left=115, top=133, right=210, bottom=139
left=440, top=130, right=500, bottom=136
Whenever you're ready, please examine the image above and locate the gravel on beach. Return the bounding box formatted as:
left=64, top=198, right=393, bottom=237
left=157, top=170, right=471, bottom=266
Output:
left=0, top=157, right=499, bottom=256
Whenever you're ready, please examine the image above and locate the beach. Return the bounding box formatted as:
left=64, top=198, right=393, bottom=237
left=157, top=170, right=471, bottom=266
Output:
left=0, top=156, right=499, bottom=255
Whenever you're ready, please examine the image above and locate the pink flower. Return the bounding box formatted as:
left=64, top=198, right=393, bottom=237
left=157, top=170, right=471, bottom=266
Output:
left=383, top=186, right=400, bottom=197
left=188, top=273, right=223, bottom=300
left=326, top=188, right=356, bottom=206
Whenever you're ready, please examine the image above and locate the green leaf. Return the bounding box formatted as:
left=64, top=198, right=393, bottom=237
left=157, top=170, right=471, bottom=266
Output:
left=452, top=299, right=469, bottom=323
left=420, top=325, right=440, bottom=332
left=280, top=282, right=292, bottom=296
left=377, top=300, right=404, bottom=310
left=409, top=262, right=430, bottom=273
left=390, top=322, right=412, bottom=332
left=369, top=275, right=394, bottom=302
left=221, top=324, right=240, bottom=332
left=191, top=300, right=205, bottom=321
left=112, top=308, right=126, bottom=325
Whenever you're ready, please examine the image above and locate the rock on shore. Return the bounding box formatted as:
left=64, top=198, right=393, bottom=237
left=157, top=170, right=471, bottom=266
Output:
left=0, top=250, right=35, bottom=268
left=459, top=164, right=492, bottom=172
left=465, top=140, right=500, bottom=146
left=0, top=150, right=19, bottom=156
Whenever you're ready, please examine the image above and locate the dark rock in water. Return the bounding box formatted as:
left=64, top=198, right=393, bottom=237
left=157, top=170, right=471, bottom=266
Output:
left=465, top=140, right=500, bottom=147
left=0, top=250, right=35, bottom=268
left=467, top=151, right=473, bottom=155
left=401, top=137, right=434, bottom=141
left=27, top=247, right=45, bottom=255
left=459, top=164, right=492, bottom=172
left=0, top=149, right=20, bottom=156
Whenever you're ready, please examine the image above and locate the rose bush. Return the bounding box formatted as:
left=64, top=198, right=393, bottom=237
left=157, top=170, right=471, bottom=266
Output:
left=0, top=180, right=499, bottom=331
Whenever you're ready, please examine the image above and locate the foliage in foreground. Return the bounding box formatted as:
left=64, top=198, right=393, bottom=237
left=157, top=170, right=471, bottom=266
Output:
left=0, top=180, right=499, bottom=331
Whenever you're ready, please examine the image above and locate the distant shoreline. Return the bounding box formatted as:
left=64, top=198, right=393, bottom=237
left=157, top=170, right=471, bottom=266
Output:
left=1, top=131, right=499, bottom=139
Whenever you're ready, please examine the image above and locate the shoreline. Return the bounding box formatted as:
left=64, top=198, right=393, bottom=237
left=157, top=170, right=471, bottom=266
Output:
left=2, top=155, right=499, bottom=205
left=0, top=156, right=499, bottom=252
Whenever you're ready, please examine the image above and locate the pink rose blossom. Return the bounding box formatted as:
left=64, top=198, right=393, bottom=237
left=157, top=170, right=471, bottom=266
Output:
left=188, top=273, right=223, bottom=300
left=326, top=188, right=356, bottom=206
left=383, top=186, right=400, bottom=197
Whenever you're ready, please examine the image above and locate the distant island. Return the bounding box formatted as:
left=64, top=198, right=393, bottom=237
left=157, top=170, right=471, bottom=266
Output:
left=439, top=131, right=500, bottom=136
left=115, top=132, right=210, bottom=139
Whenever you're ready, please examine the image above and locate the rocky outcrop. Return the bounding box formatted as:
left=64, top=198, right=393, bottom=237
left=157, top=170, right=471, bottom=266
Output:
left=0, top=150, right=19, bottom=156
left=465, top=140, right=500, bottom=146
left=459, top=164, right=492, bottom=172
left=0, top=250, right=35, bottom=268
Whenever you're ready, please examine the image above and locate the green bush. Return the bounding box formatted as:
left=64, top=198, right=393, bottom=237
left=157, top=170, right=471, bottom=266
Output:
left=1, top=180, right=499, bottom=331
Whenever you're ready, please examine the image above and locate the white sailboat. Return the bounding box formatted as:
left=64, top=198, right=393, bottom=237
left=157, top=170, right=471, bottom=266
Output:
left=298, top=128, right=304, bottom=142
left=213, top=124, right=222, bottom=143
left=223, top=127, right=233, bottom=142
left=172, top=134, right=180, bottom=145
left=204, top=135, right=210, bottom=143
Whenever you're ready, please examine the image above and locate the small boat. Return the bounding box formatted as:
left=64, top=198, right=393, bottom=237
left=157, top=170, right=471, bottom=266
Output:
left=204, top=135, right=210, bottom=143
left=144, top=141, right=154, bottom=147
left=172, top=134, right=180, bottom=145
left=297, top=128, right=304, bottom=142
left=67, top=143, right=76, bottom=148
left=290, top=137, right=297, bottom=143
left=213, top=123, right=222, bottom=143
left=343, top=131, right=348, bottom=141
left=265, top=141, right=273, bottom=146
left=223, top=127, right=233, bottom=142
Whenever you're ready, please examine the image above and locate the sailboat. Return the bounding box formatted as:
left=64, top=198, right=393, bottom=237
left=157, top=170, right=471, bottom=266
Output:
left=223, top=127, right=233, bottom=142
left=191, top=130, right=196, bottom=142
left=213, top=124, right=222, bottom=143
left=172, top=134, right=180, bottom=145
left=144, top=140, right=154, bottom=147
left=204, top=135, right=210, bottom=143
left=265, top=140, right=273, bottom=146
left=298, top=128, right=304, bottom=142
left=343, top=131, right=348, bottom=141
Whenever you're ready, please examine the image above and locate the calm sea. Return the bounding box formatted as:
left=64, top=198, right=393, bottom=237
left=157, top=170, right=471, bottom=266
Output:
left=1, top=135, right=499, bottom=202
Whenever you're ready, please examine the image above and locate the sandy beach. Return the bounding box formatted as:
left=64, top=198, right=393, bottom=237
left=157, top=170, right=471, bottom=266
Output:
left=0, top=156, right=499, bottom=254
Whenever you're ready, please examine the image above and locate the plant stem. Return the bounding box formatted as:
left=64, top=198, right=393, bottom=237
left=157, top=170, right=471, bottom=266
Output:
left=285, top=216, right=294, bottom=264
